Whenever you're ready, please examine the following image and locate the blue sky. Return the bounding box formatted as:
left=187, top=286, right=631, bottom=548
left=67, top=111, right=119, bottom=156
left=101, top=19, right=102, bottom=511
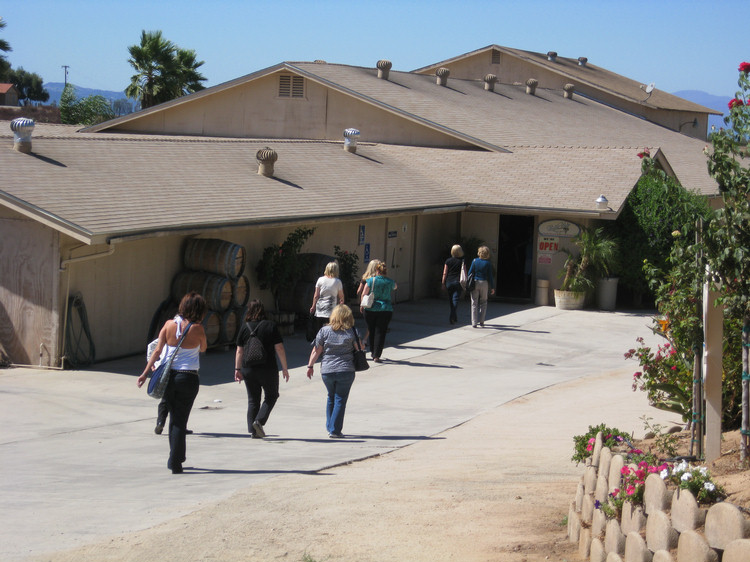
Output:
left=2, top=1, right=747, bottom=98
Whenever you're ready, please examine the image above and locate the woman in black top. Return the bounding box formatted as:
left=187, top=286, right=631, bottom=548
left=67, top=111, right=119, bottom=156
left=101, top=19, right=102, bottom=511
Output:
left=234, top=300, right=290, bottom=438
left=442, top=244, right=466, bottom=325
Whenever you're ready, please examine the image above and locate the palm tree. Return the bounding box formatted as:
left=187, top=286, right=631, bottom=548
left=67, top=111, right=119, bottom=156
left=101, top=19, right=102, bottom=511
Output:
left=0, top=17, right=12, bottom=80
left=560, top=227, right=618, bottom=292
left=125, top=30, right=206, bottom=110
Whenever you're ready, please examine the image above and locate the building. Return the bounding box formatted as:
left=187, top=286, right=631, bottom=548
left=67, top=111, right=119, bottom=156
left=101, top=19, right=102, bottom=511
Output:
left=0, top=47, right=718, bottom=367
left=0, top=83, right=19, bottom=106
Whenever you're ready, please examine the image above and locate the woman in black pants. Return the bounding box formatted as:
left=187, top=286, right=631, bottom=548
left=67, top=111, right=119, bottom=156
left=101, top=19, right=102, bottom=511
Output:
left=359, top=262, right=397, bottom=362
left=138, top=292, right=207, bottom=474
left=234, top=300, right=290, bottom=438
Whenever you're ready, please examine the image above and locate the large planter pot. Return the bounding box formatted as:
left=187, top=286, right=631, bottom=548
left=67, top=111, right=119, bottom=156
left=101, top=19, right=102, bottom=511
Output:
left=596, top=277, right=619, bottom=311
left=554, top=289, right=586, bottom=310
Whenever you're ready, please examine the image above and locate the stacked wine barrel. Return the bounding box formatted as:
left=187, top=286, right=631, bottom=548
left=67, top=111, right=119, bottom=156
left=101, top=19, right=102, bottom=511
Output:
left=148, top=239, right=249, bottom=348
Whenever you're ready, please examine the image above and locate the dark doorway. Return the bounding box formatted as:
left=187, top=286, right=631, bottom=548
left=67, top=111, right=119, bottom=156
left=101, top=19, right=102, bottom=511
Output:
left=497, top=215, right=534, bottom=300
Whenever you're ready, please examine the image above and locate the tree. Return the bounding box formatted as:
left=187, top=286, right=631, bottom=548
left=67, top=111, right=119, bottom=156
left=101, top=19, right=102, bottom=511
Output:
left=0, top=17, right=11, bottom=80
left=703, top=62, right=750, bottom=462
left=8, top=67, right=49, bottom=104
left=125, top=30, right=206, bottom=109
left=60, top=83, right=114, bottom=125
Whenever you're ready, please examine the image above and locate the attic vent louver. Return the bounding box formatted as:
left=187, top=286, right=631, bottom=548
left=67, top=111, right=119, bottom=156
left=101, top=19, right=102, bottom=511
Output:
left=256, top=147, right=278, bottom=177
left=547, top=51, right=557, bottom=62
left=578, top=57, right=588, bottom=67
left=343, top=128, right=360, bottom=153
left=484, top=74, right=498, bottom=91
left=278, top=75, right=305, bottom=98
left=10, top=117, right=34, bottom=153
left=525, top=79, right=538, bottom=95
left=436, top=67, right=450, bottom=86
left=377, top=60, right=392, bottom=80
left=563, top=84, right=575, bottom=99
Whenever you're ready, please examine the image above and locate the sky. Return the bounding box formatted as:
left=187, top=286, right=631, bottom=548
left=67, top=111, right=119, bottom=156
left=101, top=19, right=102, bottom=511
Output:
left=2, top=1, right=747, bottom=98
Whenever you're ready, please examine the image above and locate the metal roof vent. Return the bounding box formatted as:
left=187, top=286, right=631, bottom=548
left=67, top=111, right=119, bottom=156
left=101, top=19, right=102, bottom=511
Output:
left=547, top=51, right=557, bottom=62
left=313, top=60, right=327, bottom=64
left=11, top=117, right=34, bottom=153
left=436, top=67, right=450, bottom=86
left=343, top=128, right=360, bottom=153
left=525, top=79, right=538, bottom=96
left=483, top=73, right=498, bottom=91
left=578, top=57, right=588, bottom=67
left=377, top=60, right=392, bottom=80
left=563, top=83, right=575, bottom=99
left=256, top=147, right=278, bottom=177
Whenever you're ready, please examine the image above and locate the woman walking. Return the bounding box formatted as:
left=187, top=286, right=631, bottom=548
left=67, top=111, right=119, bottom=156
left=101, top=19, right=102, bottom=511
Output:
left=442, top=244, right=466, bottom=325
left=138, top=292, right=207, bottom=474
left=306, top=304, right=363, bottom=438
left=234, top=300, right=290, bottom=438
left=356, top=259, right=381, bottom=346
left=468, top=246, right=495, bottom=328
left=309, top=261, right=345, bottom=340
left=359, top=262, right=397, bottom=362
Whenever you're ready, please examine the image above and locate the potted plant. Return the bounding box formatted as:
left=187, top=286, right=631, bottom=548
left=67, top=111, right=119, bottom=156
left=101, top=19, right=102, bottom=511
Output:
left=334, top=245, right=360, bottom=303
left=555, top=227, right=617, bottom=310
left=255, top=226, right=315, bottom=332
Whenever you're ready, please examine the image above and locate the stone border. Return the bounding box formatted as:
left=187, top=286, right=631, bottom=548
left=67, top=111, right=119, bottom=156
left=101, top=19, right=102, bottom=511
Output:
left=567, top=431, right=750, bottom=562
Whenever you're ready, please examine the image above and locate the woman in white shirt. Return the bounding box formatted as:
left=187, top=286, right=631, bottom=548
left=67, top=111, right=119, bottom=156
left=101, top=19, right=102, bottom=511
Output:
left=309, top=261, right=345, bottom=340
left=138, top=292, right=207, bottom=474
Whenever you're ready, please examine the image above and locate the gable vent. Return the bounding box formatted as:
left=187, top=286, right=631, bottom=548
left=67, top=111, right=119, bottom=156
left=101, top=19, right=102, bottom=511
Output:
left=491, top=50, right=501, bottom=64
left=278, top=75, right=305, bottom=98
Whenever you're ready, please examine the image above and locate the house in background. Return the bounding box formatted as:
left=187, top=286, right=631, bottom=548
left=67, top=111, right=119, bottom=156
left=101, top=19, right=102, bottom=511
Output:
left=0, top=84, right=19, bottom=107
left=0, top=46, right=718, bottom=367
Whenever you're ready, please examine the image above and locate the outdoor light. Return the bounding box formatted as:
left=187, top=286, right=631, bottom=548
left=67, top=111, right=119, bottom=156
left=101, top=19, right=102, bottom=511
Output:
left=595, top=194, right=609, bottom=210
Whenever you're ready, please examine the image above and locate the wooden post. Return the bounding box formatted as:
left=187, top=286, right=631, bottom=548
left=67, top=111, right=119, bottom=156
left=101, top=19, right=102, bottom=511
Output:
left=703, top=278, right=723, bottom=462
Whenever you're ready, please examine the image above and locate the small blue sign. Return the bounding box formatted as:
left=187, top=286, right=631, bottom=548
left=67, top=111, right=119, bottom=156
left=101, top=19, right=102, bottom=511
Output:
left=364, top=243, right=370, bottom=262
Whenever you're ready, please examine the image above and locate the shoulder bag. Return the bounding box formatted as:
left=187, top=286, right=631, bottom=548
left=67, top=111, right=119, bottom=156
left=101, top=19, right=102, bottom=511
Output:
left=466, top=260, right=477, bottom=293
left=459, top=259, right=468, bottom=289
left=147, top=321, right=193, bottom=399
left=360, top=277, right=376, bottom=309
left=352, top=329, right=369, bottom=371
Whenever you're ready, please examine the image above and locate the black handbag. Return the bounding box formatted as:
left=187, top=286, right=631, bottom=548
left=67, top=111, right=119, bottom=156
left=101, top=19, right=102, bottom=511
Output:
left=466, top=261, right=476, bottom=293
left=352, top=329, right=369, bottom=371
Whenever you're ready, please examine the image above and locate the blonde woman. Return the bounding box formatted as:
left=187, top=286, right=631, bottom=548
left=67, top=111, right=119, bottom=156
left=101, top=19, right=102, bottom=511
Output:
left=356, top=259, right=381, bottom=346
left=467, top=246, right=495, bottom=328
left=442, top=244, right=466, bottom=324
left=306, top=304, right=363, bottom=438
left=309, top=261, right=345, bottom=341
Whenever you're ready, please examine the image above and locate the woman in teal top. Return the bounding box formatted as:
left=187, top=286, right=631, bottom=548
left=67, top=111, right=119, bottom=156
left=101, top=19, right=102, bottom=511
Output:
left=359, top=262, right=397, bottom=362
left=468, top=245, right=495, bottom=327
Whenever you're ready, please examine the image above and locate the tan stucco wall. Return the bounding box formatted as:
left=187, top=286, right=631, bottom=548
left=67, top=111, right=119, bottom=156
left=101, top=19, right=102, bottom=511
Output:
left=113, top=72, right=473, bottom=148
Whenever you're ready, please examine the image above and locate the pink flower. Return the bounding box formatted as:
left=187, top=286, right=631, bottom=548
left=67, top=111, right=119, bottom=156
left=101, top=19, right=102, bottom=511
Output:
left=621, top=466, right=631, bottom=475
left=635, top=469, right=646, bottom=480
left=586, top=443, right=593, bottom=452
left=626, top=485, right=636, bottom=496
left=739, top=62, right=750, bottom=73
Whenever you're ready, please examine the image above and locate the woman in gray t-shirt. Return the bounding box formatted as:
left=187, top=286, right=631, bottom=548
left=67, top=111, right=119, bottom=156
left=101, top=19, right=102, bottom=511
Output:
left=306, top=304, right=362, bottom=438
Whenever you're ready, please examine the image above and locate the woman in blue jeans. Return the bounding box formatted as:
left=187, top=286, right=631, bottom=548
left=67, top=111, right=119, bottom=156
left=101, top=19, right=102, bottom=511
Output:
left=442, top=244, right=466, bottom=324
left=138, top=292, right=207, bottom=474
left=306, top=304, right=363, bottom=438
left=468, top=245, right=495, bottom=328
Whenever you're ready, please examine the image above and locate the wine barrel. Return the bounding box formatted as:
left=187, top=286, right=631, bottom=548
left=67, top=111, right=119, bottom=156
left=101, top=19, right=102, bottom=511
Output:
left=268, top=311, right=295, bottom=336
left=202, top=310, right=222, bottom=347
left=221, top=307, right=246, bottom=344
left=172, top=271, right=234, bottom=312
left=231, top=275, right=249, bottom=308
left=183, top=238, right=246, bottom=279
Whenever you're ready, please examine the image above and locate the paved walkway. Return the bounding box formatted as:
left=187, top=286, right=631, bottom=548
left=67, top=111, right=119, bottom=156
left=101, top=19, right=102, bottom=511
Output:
left=0, top=299, right=673, bottom=561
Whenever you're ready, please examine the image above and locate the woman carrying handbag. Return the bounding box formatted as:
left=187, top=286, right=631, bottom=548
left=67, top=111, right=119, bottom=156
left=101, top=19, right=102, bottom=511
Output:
left=442, top=244, right=466, bottom=325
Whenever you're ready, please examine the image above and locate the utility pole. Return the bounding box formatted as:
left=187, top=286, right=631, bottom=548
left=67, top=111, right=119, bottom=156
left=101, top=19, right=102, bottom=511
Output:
left=62, top=65, right=69, bottom=86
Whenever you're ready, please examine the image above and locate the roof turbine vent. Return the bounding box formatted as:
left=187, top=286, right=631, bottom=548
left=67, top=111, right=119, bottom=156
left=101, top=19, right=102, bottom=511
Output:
left=483, top=73, right=498, bottom=91
left=377, top=59, right=392, bottom=80
left=343, top=128, right=360, bottom=153
left=563, top=83, right=575, bottom=100
left=578, top=57, right=588, bottom=67
left=10, top=117, right=35, bottom=153
left=525, top=78, right=538, bottom=96
left=547, top=51, right=558, bottom=62
left=436, top=67, right=450, bottom=87
left=256, top=147, right=278, bottom=177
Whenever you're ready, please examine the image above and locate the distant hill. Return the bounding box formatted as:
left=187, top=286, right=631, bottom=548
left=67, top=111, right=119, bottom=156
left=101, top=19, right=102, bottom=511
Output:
left=44, top=82, right=129, bottom=104
left=673, top=90, right=730, bottom=131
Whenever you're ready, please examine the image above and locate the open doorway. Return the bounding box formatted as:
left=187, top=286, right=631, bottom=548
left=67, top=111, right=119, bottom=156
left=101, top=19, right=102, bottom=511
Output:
left=497, top=215, right=534, bottom=300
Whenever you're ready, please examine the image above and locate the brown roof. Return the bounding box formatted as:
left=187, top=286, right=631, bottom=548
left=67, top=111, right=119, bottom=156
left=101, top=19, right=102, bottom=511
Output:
left=413, top=45, right=721, bottom=115
left=0, top=83, right=17, bottom=94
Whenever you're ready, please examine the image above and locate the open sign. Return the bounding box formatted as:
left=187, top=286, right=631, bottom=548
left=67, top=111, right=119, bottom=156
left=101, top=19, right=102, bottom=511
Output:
left=538, top=237, right=559, bottom=253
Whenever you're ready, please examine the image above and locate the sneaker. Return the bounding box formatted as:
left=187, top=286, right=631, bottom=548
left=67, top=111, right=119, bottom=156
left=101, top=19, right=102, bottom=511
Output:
left=154, top=423, right=164, bottom=435
left=252, top=420, right=265, bottom=438
left=328, top=432, right=344, bottom=439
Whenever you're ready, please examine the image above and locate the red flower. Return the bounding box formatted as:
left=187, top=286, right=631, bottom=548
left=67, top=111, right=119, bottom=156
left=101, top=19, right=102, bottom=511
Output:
left=739, top=62, right=750, bottom=73
left=729, top=98, right=745, bottom=109
left=637, top=148, right=650, bottom=159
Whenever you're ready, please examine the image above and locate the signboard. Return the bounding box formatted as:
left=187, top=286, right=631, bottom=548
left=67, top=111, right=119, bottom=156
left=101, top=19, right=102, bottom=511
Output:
left=537, top=255, right=552, bottom=265
left=358, top=225, right=365, bottom=246
left=538, top=220, right=580, bottom=238
left=364, top=243, right=370, bottom=263
left=388, top=230, right=398, bottom=239
left=538, top=237, right=559, bottom=253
